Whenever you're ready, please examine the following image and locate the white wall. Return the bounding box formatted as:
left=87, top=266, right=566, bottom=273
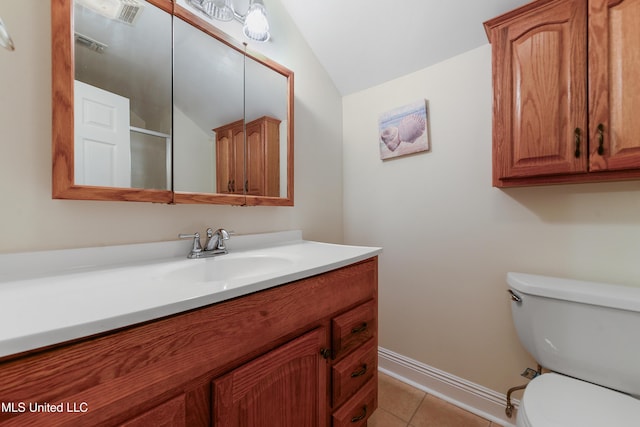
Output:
left=0, top=0, right=344, bottom=253
left=342, top=44, right=640, bottom=395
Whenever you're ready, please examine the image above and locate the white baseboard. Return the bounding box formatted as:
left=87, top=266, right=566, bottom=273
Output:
left=378, top=347, right=520, bottom=427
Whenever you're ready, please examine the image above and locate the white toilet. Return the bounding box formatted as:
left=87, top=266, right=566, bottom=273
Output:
left=507, top=272, right=640, bottom=427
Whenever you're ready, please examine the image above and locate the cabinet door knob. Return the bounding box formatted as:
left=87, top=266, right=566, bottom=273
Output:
left=574, top=128, right=582, bottom=158
left=597, top=123, right=605, bottom=155
left=320, top=348, right=332, bottom=359
left=350, top=405, right=367, bottom=423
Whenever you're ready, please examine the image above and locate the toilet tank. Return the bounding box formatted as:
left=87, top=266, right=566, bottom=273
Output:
left=507, top=272, right=640, bottom=397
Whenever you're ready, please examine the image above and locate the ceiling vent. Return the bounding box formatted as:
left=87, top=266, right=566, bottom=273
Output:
left=76, top=0, right=144, bottom=25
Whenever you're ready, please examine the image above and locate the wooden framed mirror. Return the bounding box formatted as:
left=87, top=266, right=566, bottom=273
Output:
left=52, top=0, right=294, bottom=206
left=52, top=0, right=174, bottom=203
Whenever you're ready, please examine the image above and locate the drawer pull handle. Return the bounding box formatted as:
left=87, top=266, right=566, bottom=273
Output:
left=351, top=405, right=367, bottom=423
left=351, top=322, right=368, bottom=334
left=350, top=364, right=367, bottom=378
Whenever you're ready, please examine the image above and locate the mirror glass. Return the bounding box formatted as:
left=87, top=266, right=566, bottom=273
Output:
left=244, top=54, right=289, bottom=198
left=53, top=0, right=293, bottom=205
left=173, top=17, right=244, bottom=196
left=73, top=0, right=172, bottom=190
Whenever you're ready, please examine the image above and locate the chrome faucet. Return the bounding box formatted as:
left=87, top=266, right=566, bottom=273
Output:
left=204, top=228, right=230, bottom=253
left=179, top=228, right=230, bottom=259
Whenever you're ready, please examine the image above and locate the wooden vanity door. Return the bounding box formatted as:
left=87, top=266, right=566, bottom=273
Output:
left=212, top=328, right=328, bottom=426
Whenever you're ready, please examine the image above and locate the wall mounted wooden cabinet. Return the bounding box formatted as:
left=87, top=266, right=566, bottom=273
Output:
left=0, top=258, right=378, bottom=426
left=485, top=0, right=640, bottom=187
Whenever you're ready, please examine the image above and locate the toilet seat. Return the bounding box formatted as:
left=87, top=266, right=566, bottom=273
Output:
left=517, top=373, right=640, bottom=427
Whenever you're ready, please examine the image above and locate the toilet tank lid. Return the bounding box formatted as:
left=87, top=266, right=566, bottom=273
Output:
left=507, top=272, right=640, bottom=313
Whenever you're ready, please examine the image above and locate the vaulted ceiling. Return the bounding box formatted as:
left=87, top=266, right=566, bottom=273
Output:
left=279, top=0, right=531, bottom=95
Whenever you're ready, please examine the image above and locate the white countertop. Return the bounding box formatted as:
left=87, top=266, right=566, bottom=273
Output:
left=0, top=231, right=381, bottom=359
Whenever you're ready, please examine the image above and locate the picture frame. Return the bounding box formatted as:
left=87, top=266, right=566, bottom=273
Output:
left=378, top=100, right=430, bottom=160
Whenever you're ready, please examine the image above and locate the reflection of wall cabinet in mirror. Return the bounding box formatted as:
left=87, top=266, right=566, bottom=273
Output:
left=214, top=120, right=245, bottom=195
left=246, top=117, right=281, bottom=197
left=485, top=0, right=640, bottom=187
left=214, top=117, right=281, bottom=197
left=52, top=0, right=294, bottom=206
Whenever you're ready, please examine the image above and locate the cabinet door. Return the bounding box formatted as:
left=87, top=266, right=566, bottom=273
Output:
left=212, top=328, right=328, bottom=427
left=490, top=0, right=587, bottom=182
left=216, top=131, right=234, bottom=193
left=245, top=117, right=281, bottom=197
left=246, top=121, right=266, bottom=196
left=215, top=126, right=245, bottom=194
left=232, top=126, right=245, bottom=194
left=589, top=0, right=640, bottom=171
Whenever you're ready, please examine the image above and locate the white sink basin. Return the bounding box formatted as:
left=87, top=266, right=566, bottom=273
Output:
left=0, top=231, right=382, bottom=358
left=162, top=254, right=294, bottom=283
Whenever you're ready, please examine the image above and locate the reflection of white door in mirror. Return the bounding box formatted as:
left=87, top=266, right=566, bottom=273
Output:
left=74, top=80, right=131, bottom=187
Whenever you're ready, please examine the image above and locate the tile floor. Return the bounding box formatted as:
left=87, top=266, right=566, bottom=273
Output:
left=368, top=372, right=496, bottom=427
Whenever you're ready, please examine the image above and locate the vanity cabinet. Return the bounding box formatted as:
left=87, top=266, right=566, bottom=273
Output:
left=485, top=0, right=640, bottom=187
left=214, top=116, right=280, bottom=197
left=0, top=257, right=378, bottom=426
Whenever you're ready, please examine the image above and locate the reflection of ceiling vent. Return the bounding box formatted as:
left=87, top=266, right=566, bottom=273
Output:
left=76, top=0, right=144, bottom=25
left=116, top=0, right=144, bottom=24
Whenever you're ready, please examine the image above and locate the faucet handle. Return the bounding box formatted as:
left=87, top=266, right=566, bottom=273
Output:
left=206, top=228, right=232, bottom=239
left=178, top=232, right=202, bottom=257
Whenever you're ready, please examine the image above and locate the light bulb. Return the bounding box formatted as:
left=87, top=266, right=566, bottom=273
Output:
left=243, top=1, right=270, bottom=42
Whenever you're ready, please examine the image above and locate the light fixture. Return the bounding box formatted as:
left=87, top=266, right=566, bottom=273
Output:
left=187, top=0, right=271, bottom=43
left=0, top=16, right=15, bottom=51
left=242, top=0, right=270, bottom=42
left=188, top=0, right=234, bottom=22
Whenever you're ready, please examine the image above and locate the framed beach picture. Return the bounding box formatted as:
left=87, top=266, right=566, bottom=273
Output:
left=378, top=100, right=429, bottom=160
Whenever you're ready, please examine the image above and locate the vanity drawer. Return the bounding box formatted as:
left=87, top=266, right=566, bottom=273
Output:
left=332, top=338, right=377, bottom=408
left=331, top=377, right=377, bottom=427
left=332, top=299, right=375, bottom=360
